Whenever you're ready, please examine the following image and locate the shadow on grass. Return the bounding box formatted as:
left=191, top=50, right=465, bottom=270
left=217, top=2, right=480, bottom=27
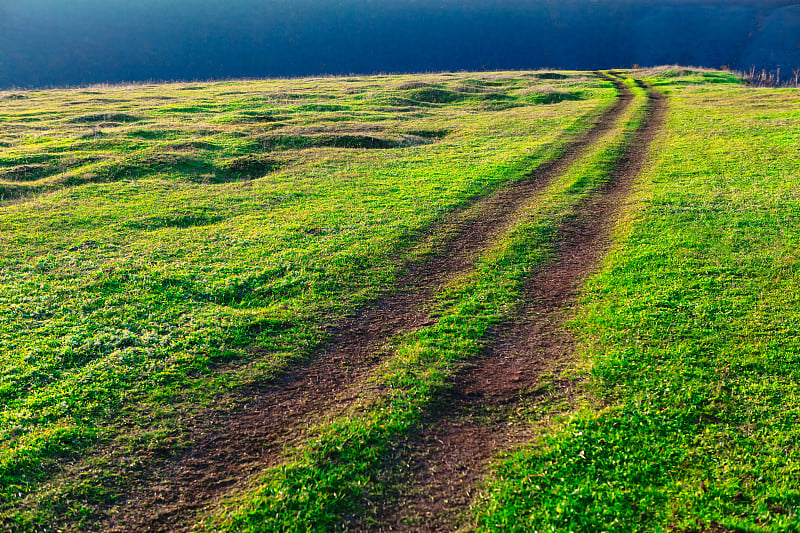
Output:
left=69, top=113, right=141, bottom=124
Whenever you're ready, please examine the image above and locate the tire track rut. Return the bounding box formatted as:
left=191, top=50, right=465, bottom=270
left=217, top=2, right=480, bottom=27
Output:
left=374, top=77, right=666, bottom=532
left=104, top=73, right=633, bottom=532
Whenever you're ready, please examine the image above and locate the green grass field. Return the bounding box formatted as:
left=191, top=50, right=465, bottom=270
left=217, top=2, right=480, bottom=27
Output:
left=476, top=72, right=800, bottom=532
left=1, top=68, right=798, bottom=532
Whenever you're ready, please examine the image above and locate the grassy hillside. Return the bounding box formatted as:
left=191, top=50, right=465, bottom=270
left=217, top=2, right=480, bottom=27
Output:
left=201, top=77, right=650, bottom=533
left=1, top=68, right=798, bottom=532
left=1, top=72, right=615, bottom=529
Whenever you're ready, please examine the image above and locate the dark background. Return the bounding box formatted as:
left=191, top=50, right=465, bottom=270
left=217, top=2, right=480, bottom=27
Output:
left=1, top=0, right=799, bottom=89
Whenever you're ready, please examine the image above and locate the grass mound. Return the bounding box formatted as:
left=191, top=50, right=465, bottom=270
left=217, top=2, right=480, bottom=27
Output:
left=0, top=157, right=100, bottom=183
left=69, top=113, right=141, bottom=124
left=404, top=129, right=449, bottom=139
left=393, top=81, right=438, bottom=91
left=217, top=155, right=283, bottom=181
left=256, top=133, right=413, bottom=150
left=532, top=72, right=571, bottom=80
left=406, top=87, right=465, bottom=104
left=0, top=164, right=55, bottom=182
left=98, top=152, right=215, bottom=181
left=166, top=140, right=218, bottom=152
left=522, top=90, right=584, bottom=104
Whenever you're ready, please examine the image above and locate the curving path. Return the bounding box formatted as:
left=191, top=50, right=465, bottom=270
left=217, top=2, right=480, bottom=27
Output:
left=374, top=76, right=667, bottom=532
left=101, top=73, right=636, bottom=532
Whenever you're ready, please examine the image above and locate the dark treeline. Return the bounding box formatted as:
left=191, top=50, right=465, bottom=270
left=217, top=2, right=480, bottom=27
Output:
left=1, top=0, right=799, bottom=89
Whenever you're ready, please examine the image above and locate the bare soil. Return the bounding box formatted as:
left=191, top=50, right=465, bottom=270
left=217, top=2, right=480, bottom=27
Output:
left=100, top=73, right=635, bottom=532
left=373, top=78, right=667, bottom=532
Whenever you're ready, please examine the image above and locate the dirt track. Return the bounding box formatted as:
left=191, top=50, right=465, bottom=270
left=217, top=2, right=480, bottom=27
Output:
left=373, top=75, right=667, bottom=531
left=102, top=73, right=638, bottom=532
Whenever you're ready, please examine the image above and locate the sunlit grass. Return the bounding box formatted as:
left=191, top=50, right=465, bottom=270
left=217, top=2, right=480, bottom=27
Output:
left=202, top=78, right=649, bottom=533
left=0, top=71, right=615, bottom=528
left=6, top=67, right=793, bottom=532
left=475, top=71, right=800, bottom=532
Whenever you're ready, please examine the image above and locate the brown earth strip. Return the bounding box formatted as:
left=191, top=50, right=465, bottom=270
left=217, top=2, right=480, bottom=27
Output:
left=374, top=79, right=667, bottom=532
left=100, top=74, right=633, bottom=532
